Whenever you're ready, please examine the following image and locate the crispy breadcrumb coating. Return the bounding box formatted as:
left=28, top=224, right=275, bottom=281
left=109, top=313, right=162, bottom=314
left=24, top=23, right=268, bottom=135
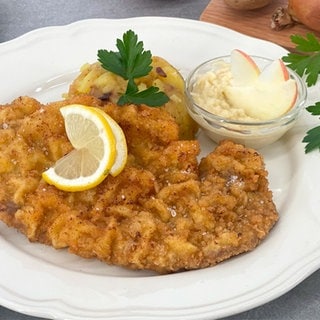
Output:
left=0, top=95, right=278, bottom=273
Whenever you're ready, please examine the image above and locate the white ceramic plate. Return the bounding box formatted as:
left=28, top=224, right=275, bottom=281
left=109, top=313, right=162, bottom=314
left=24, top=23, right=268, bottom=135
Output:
left=0, top=17, right=320, bottom=320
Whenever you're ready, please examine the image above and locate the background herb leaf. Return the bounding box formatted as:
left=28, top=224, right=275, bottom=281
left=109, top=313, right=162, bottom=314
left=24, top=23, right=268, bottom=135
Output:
left=291, top=33, right=320, bottom=52
left=282, top=33, right=320, bottom=153
left=282, top=33, right=320, bottom=86
left=303, top=126, right=320, bottom=153
left=306, top=102, right=320, bottom=115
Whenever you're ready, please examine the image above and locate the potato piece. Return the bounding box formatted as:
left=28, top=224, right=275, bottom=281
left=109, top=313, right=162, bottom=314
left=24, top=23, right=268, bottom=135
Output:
left=67, top=62, right=127, bottom=104
left=67, top=57, right=198, bottom=140
left=136, top=56, right=198, bottom=140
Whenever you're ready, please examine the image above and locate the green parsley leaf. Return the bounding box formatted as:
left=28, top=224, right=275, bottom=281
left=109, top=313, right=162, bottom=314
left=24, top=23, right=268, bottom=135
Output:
left=303, top=102, right=320, bottom=153
left=303, top=126, right=320, bottom=153
left=291, top=33, right=320, bottom=52
left=118, top=86, right=170, bottom=106
left=283, top=33, right=320, bottom=153
left=282, top=33, right=320, bottom=87
left=306, top=102, right=320, bottom=115
left=97, top=50, right=126, bottom=79
left=116, top=31, right=153, bottom=79
left=97, top=30, right=169, bottom=107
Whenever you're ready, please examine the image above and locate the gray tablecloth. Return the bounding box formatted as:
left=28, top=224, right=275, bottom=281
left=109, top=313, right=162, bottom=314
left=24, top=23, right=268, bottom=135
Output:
left=1, top=0, right=320, bottom=319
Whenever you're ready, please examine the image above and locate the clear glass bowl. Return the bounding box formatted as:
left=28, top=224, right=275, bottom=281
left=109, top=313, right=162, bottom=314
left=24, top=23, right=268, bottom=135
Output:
left=185, top=56, right=307, bottom=149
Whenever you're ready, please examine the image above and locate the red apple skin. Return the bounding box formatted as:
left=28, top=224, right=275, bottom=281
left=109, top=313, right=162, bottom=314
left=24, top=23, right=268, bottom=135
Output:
left=289, top=82, right=298, bottom=111
left=281, top=81, right=298, bottom=115
left=231, top=49, right=260, bottom=85
left=288, top=0, right=320, bottom=32
left=279, top=60, right=289, bottom=81
left=258, top=59, right=290, bottom=83
left=233, top=49, right=260, bottom=73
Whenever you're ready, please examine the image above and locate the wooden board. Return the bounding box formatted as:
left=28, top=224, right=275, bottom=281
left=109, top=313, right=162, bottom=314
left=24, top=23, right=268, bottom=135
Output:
left=200, top=0, right=320, bottom=51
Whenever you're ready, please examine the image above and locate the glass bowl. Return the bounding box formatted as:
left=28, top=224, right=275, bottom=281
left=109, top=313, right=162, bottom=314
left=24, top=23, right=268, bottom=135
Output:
left=185, top=55, right=307, bottom=149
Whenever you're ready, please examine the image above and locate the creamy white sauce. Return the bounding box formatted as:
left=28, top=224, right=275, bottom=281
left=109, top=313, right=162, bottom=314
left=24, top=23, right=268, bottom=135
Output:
left=191, top=61, right=259, bottom=122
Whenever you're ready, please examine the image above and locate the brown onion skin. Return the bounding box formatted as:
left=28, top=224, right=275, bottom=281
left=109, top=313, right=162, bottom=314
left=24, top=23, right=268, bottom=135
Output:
left=288, top=0, right=320, bottom=32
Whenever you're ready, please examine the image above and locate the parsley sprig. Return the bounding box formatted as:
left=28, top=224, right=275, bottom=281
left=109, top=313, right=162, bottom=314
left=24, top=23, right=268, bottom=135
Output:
left=283, top=33, right=320, bottom=87
left=302, top=102, right=320, bottom=153
left=97, top=30, right=169, bottom=107
left=282, top=33, right=320, bottom=153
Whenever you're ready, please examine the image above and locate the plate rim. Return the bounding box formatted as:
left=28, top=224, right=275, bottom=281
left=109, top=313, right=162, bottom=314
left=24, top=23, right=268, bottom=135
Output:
left=0, top=16, right=319, bottom=320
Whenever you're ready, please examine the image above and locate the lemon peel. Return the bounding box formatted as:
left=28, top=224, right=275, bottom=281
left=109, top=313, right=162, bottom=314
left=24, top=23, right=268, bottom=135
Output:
left=42, top=104, right=126, bottom=191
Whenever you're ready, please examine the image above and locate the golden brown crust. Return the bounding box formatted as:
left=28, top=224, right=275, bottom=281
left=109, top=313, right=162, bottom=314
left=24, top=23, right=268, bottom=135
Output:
left=0, top=96, right=278, bottom=273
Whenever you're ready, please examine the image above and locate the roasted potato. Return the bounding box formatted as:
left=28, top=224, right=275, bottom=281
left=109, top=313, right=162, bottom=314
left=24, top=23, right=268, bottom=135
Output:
left=67, top=56, right=198, bottom=140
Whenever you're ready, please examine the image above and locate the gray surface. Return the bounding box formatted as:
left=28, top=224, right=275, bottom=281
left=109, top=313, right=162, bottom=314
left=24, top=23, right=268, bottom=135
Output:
left=0, top=0, right=320, bottom=319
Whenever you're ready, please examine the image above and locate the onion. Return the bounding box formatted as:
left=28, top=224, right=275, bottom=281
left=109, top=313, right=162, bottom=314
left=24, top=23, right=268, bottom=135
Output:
left=288, top=0, right=320, bottom=32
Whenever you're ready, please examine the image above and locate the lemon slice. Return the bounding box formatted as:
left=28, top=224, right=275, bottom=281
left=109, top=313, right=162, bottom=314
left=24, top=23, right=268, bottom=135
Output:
left=92, top=107, right=128, bottom=176
left=42, top=104, right=117, bottom=191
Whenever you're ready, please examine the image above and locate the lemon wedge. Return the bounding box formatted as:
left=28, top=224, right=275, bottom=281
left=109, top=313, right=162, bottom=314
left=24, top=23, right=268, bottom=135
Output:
left=42, top=104, right=122, bottom=192
left=92, top=107, right=128, bottom=177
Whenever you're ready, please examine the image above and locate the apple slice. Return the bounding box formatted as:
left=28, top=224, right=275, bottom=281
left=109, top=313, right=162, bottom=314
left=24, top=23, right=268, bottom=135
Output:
left=225, top=52, right=298, bottom=120
left=224, top=80, right=298, bottom=120
left=230, top=49, right=260, bottom=86
left=259, top=59, right=290, bottom=83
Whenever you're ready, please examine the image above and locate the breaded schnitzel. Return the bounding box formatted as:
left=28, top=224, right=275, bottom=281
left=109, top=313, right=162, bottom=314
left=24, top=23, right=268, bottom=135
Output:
left=0, top=95, right=278, bottom=273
